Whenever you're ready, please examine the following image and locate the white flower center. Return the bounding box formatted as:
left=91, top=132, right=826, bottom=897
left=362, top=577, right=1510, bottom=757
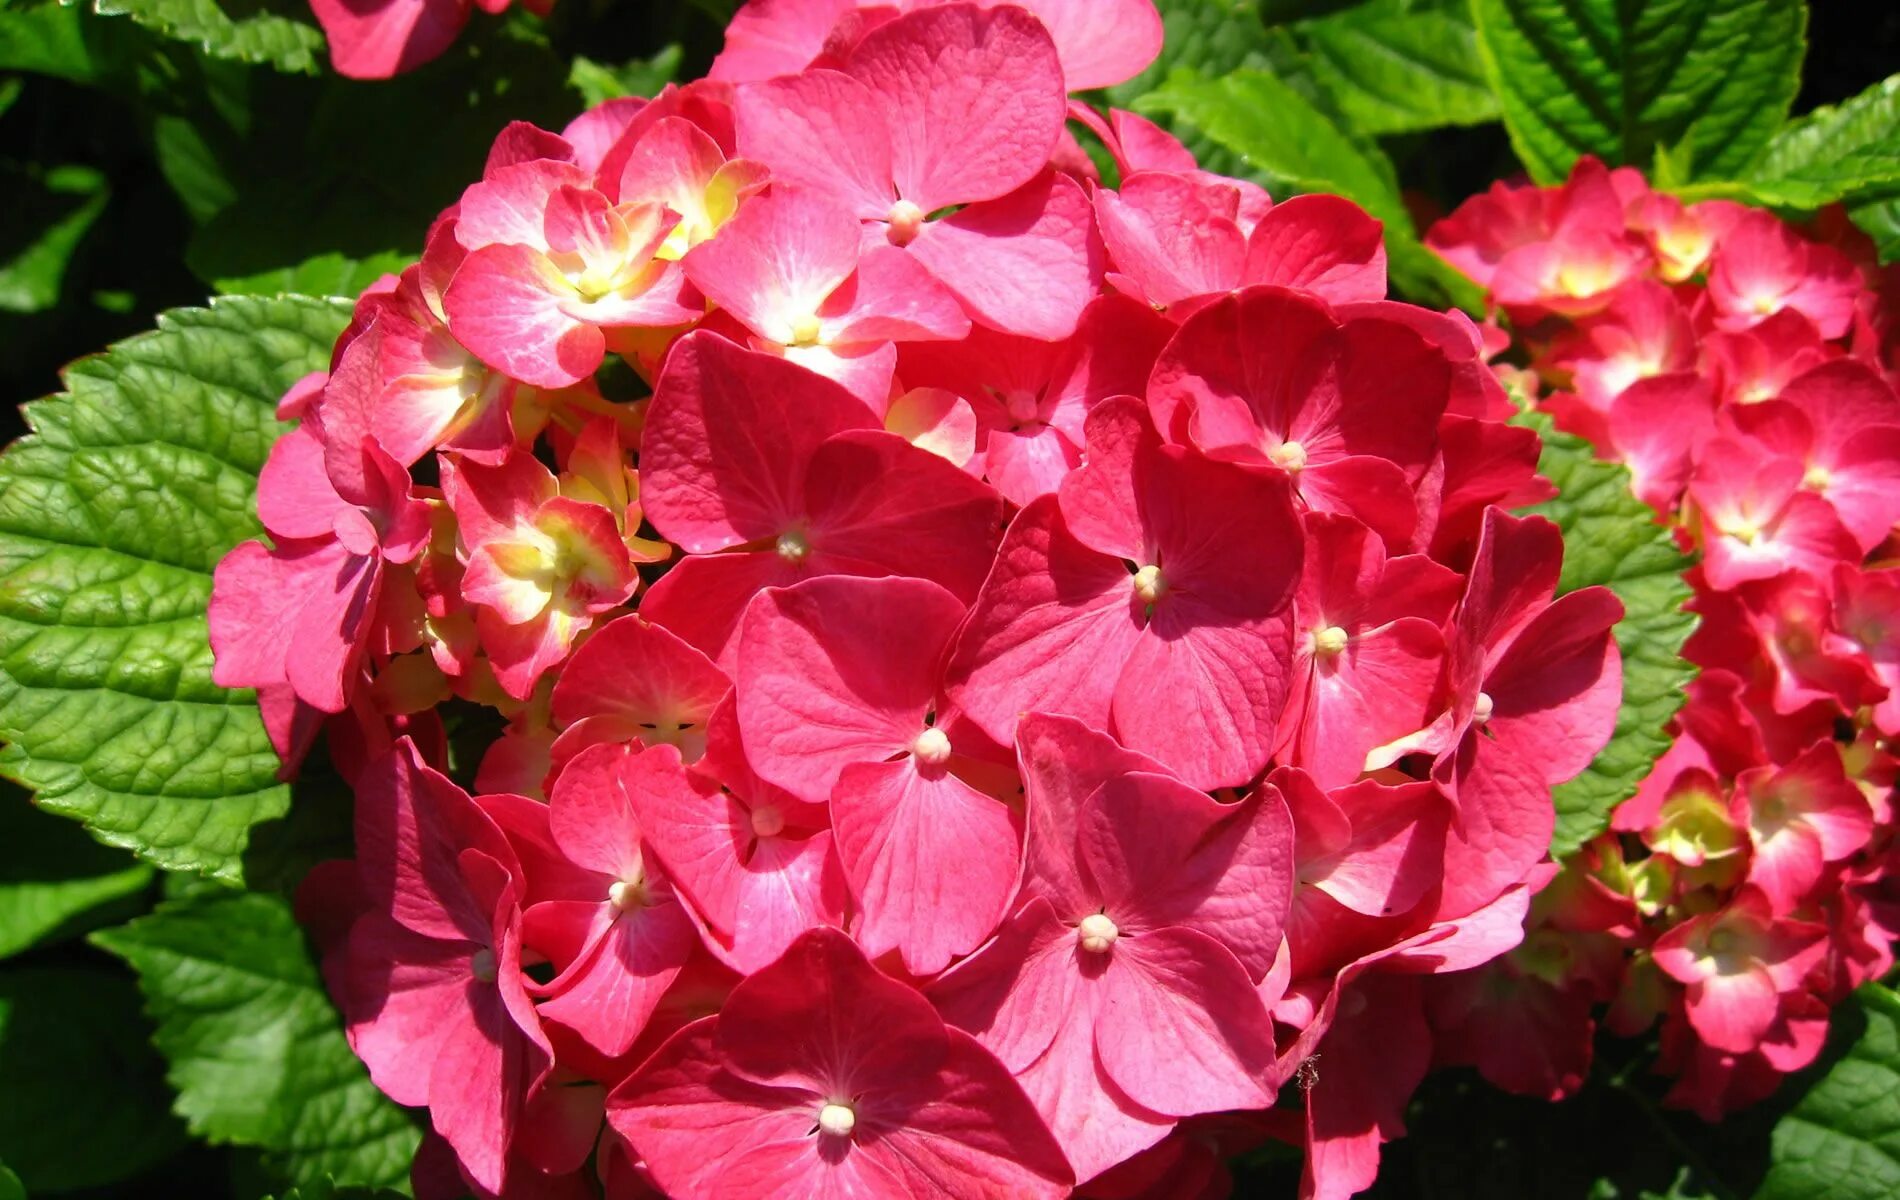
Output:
left=1313, top=625, right=1349, bottom=657
left=887, top=200, right=925, bottom=246
left=1077, top=912, right=1119, bottom=954
left=750, top=804, right=786, bottom=839
left=1132, top=564, right=1166, bottom=605
left=608, top=869, right=646, bottom=912
left=817, top=1101, right=857, bottom=1138
left=1270, top=440, right=1308, bottom=471
left=912, top=726, right=953, bottom=766
left=777, top=530, right=810, bottom=562
left=1472, top=691, right=1495, bottom=726
left=789, top=314, right=823, bottom=347
left=471, top=948, right=497, bottom=982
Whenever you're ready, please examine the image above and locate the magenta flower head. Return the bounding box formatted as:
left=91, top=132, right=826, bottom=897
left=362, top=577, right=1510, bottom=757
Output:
left=200, top=4, right=1668, bottom=1193
left=1424, top=155, right=1900, bottom=1129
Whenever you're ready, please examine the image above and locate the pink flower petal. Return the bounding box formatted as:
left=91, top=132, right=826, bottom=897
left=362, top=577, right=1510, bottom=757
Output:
left=734, top=574, right=966, bottom=804
left=1094, top=925, right=1278, bottom=1116
left=846, top=4, right=1066, bottom=211
left=640, top=331, right=878, bottom=553
left=831, top=757, right=1021, bottom=975
left=908, top=170, right=1101, bottom=340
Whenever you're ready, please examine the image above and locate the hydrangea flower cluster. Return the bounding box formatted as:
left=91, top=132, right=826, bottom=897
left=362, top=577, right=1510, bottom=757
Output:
left=211, top=5, right=1626, bottom=1196
left=1423, top=159, right=1900, bottom=1119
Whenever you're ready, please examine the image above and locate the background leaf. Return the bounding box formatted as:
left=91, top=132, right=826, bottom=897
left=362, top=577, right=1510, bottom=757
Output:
left=1298, top=4, right=1499, bottom=135
left=0, top=782, right=151, bottom=958
left=89, top=0, right=325, bottom=74
left=0, top=163, right=109, bottom=314
left=0, top=965, right=187, bottom=1190
left=1743, top=73, right=1900, bottom=207
left=0, top=296, right=349, bottom=880
left=1515, top=411, right=1698, bottom=857
left=93, top=890, right=420, bottom=1192
left=1756, top=983, right=1900, bottom=1200
left=569, top=43, right=682, bottom=106
left=1470, top=0, right=1807, bottom=182
left=1105, top=0, right=1280, bottom=108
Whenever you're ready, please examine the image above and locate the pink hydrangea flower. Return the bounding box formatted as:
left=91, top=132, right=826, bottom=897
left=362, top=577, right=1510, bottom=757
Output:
left=608, top=927, right=1073, bottom=1199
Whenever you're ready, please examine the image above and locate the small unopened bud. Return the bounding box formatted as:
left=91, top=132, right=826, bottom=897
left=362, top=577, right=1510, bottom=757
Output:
left=750, top=804, right=786, bottom=839
left=789, top=314, right=823, bottom=347
left=1270, top=440, right=1308, bottom=471
left=1472, top=691, right=1495, bottom=726
left=471, top=948, right=498, bottom=982
left=887, top=200, right=925, bottom=246
left=1132, top=564, right=1166, bottom=605
left=817, top=1102, right=857, bottom=1138
left=1313, top=625, right=1349, bottom=657
left=912, top=726, right=953, bottom=766
left=1077, top=912, right=1119, bottom=954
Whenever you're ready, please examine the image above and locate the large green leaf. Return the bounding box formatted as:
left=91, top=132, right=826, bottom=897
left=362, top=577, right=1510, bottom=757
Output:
left=1469, top=0, right=1806, bottom=183
left=93, top=890, right=420, bottom=1192
left=1298, top=5, right=1499, bottom=135
left=0, top=783, right=151, bottom=959
left=1744, top=74, right=1900, bottom=208
left=211, top=250, right=418, bottom=299
left=1133, top=66, right=1483, bottom=309
left=1105, top=0, right=1279, bottom=108
left=0, top=966, right=187, bottom=1191
left=1516, top=411, right=1697, bottom=857
left=89, top=0, right=324, bottom=73
left=1756, top=983, right=1900, bottom=1200
left=0, top=296, right=351, bottom=881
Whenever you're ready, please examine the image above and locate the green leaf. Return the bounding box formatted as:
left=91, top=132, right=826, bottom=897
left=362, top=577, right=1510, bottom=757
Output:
left=570, top=44, right=683, bottom=108
left=267, top=1184, right=409, bottom=1200
left=0, top=163, right=109, bottom=314
left=1515, top=411, right=1697, bottom=856
left=93, top=890, right=421, bottom=1192
left=1105, top=0, right=1278, bottom=109
left=175, top=23, right=573, bottom=290
left=0, top=966, right=187, bottom=1191
left=1470, top=0, right=1807, bottom=183
left=0, top=784, right=152, bottom=959
left=209, top=249, right=415, bottom=299
left=90, top=0, right=324, bottom=73
left=1756, top=983, right=1900, bottom=1200
left=1298, top=5, right=1499, bottom=135
left=1847, top=191, right=1900, bottom=265
left=0, top=1163, right=20, bottom=1200
left=1745, top=74, right=1900, bottom=209
left=0, top=296, right=352, bottom=881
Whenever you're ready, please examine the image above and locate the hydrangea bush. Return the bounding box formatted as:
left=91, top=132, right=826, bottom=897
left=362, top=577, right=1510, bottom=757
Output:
left=4, top=2, right=1900, bottom=1200
left=202, top=5, right=1631, bottom=1194
left=1423, top=160, right=1900, bottom=1120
